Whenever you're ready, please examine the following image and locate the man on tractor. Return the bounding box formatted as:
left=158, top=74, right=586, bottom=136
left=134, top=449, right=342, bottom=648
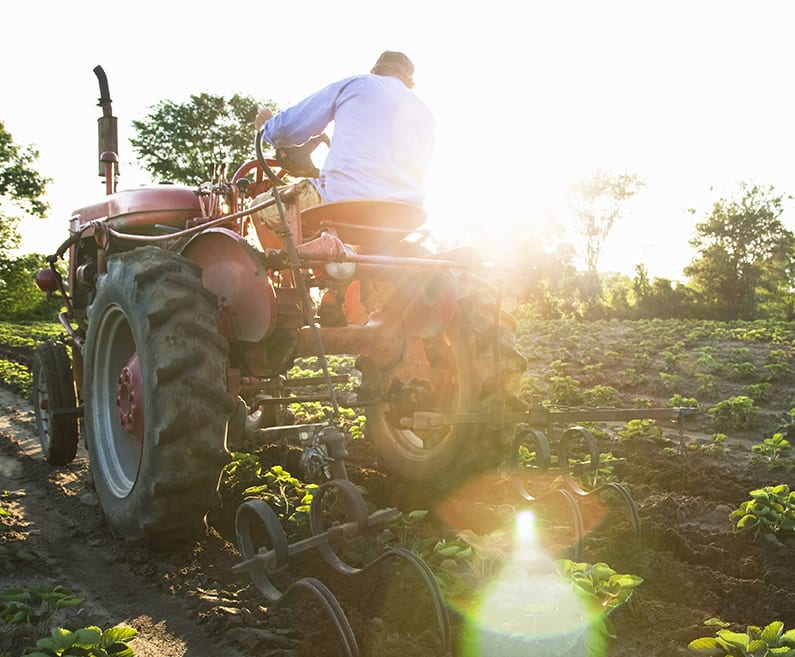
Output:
left=251, top=50, right=435, bottom=230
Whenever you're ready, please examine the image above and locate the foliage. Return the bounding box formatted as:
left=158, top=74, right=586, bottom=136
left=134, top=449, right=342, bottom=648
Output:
left=0, top=252, right=64, bottom=320
left=21, top=625, right=137, bottom=657
left=708, top=396, right=758, bottom=431
left=130, top=94, right=277, bottom=185
left=0, top=121, right=49, bottom=216
left=582, top=385, right=621, bottom=407
left=433, top=529, right=511, bottom=599
left=0, top=586, right=82, bottom=638
left=730, top=484, right=795, bottom=545
left=689, top=620, right=795, bottom=656
left=241, top=464, right=316, bottom=526
left=668, top=394, right=699, bottom=408
left=0, top=359, right=32, bottom=396
left=555, top=559, right=643, bottom=614
left=685, top=182, right=795, bottom=320
left=565, top=169, right=644, bottom=275
left=546, top=375, right=582, bottom=405
left=617, top=418, right=663, bottom=442
left=0, top=123, right=57, bottom=322
left=750, top=434, right=791, bottom=467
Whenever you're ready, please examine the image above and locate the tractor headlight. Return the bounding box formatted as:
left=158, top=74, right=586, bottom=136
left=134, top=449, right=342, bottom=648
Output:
left=324, top=245, right=357, bottom=280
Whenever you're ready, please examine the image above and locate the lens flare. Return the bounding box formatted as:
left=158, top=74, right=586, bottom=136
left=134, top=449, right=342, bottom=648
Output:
left=457, top=509, right=595, bottom=657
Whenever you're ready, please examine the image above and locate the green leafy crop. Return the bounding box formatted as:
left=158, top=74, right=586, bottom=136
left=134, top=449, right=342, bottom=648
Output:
left=22, top=625, right=137, bottom=656
left=730, top=484, right=795, bottom=545
left=689, top=620, right=795, bottom=657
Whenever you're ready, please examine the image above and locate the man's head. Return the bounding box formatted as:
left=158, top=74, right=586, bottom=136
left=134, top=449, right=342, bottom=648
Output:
left=371, top=51, right=415, bottom=88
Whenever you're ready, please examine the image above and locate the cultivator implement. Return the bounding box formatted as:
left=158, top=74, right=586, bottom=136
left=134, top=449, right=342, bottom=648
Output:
left=403, top=405, right=695, bottom=559
left=232, top=479, right=451, bottom=657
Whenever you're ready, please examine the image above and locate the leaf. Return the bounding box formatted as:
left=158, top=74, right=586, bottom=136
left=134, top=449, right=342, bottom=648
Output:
left=763, top=621, right=785, bottom=645
left=688, top=637, right=726, bottom=655
left=767, top=647, right=795, bottom=657
left=717, top=630, right=750, bottom=650
left=48, top=627, right=77, bottom=650
left=736, top=514, right=759, bottom=530
left=704, top=618, right=731, bottom=627
left=72, top=626, right=102, bottom=645
left=780, top=629, right=795, bottom=647
left=101, top=626, right=138, bottom=645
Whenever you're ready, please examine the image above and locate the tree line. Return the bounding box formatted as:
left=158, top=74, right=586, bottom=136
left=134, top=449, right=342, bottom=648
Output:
left=1, top=94, right=792, bottom=322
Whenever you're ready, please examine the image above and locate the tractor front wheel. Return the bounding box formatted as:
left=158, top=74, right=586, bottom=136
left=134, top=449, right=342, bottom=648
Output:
left=84, top=247, right=231, bottom=549
left=32, top=340, right=79, bottom=465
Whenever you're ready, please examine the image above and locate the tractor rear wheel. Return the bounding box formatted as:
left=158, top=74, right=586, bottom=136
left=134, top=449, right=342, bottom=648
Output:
left=365, top=273, right=526, bottom=483
left=84, top=247, right=231, bottom=550
left=32, top=340, right=79, bottom=465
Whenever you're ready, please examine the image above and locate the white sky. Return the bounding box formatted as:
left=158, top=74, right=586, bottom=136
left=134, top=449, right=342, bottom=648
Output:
left=3, top=0, right=794, bottom=280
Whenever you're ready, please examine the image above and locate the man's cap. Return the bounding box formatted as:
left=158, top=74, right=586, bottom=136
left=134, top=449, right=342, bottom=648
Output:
left=371, top=51, right=415, bottom=80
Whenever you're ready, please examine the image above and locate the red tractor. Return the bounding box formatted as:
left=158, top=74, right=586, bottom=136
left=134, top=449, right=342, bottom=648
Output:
left=32, top=66, right=526, bottom=549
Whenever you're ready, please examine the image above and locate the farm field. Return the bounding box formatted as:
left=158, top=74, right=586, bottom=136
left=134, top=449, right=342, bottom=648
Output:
left=1, top=317, right=794, bottom=657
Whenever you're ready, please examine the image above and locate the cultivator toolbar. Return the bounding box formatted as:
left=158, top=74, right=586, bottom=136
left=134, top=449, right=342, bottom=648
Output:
left=232, top=479, right=451, bottom=657
left=231, top=402, right=696, bottom=655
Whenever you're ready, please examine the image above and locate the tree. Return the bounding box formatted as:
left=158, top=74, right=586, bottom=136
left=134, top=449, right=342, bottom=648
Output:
left=684, top=182, right=794, bottom=319
left=130, top=93, right=277, bottom=185
left=566, top=170, right=644, bottom=274
left=1, top=120, right=49, bottom=216
left=0, top=121, right=59, bottom=319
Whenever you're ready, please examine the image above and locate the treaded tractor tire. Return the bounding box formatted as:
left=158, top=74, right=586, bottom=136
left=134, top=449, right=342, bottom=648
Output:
left=366, top=272, right=526, bottom=483
left=32, top=340, right=79, bottom=465
left=84, top=247, right=232, bottom=550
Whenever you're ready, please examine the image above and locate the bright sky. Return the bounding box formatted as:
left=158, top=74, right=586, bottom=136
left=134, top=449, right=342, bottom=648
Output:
left=3, top=0, right=794, bottom=280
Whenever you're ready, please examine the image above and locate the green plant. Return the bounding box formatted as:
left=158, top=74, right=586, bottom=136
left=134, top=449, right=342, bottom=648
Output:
left=730, top=484, right=795, bottom=545
left=22, top=625, right=137, bottom=656
left=689, top=620, right=795, bottom=656
left=242, top=465, right=317, bottom=525
left=222, top=451, right=264, bottom=490
left=658, top=371, right=684, bottom=392
left=709, top=396, right=758, bottom=431
left=0, top=359, right=32, bottom=396
left=742, top=383, right=772, bottom=403
left=555, top=559, right=643, bottom=615
left=0, top=586, right=82, bottom=637
left=435, top=530, right=511, bottom=600
left=764, top=362, right=791, bottom=379
left=751, top=433, right=791, bottom=466
left=582, top=385, right=621, bottom=408
left=546, top=375, right=582, bottom=406
left=618, top=418, right=663, bottom=442
left=699, top=433, right=727, bottom=455
left=696, top=373, right=720, bottom=396
left=669, top=394, right=699, bottom=408
left=728, top=361, right=757, bottom=381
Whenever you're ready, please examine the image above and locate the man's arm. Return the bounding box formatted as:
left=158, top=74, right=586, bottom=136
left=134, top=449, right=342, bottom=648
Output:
left=260, top=76, right=358, bottom=147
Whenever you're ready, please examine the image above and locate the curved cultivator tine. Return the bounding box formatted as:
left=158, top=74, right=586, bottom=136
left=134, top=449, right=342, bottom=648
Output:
left=281, top=577, right=360, bottom=657
left=233, top=498, right=290, bottom=601
left=362, top=546, right=451, bottom=655
left=233, top=479, right=449, bottom=656
left=508, top=424, right=640, bottom=556
left=233, top=498, right=360, bottom=657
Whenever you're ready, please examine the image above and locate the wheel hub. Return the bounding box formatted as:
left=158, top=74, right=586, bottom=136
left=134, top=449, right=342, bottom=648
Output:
left=117, top=354, right=144, bottom=444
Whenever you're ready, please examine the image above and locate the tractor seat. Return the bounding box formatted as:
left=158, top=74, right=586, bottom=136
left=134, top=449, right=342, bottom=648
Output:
left=301, top=199, right=427, bottom=245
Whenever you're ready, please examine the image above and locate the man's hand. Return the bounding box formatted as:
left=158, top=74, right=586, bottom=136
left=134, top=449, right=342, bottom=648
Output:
left=254, top=106, right=273, bottom=131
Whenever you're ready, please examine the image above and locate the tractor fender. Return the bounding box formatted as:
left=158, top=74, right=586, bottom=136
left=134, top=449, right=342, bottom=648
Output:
left=179, top=228, right=276, bottom=342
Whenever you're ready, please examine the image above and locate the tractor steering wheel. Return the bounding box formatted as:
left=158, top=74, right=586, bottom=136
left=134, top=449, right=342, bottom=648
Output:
left=256, top=129, right=330, bottom=181
left=255, top=128, right=289, bottom=186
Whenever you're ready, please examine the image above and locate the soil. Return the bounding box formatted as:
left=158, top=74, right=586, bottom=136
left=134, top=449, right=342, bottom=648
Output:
left=2, top=319, right=795, bottom=657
